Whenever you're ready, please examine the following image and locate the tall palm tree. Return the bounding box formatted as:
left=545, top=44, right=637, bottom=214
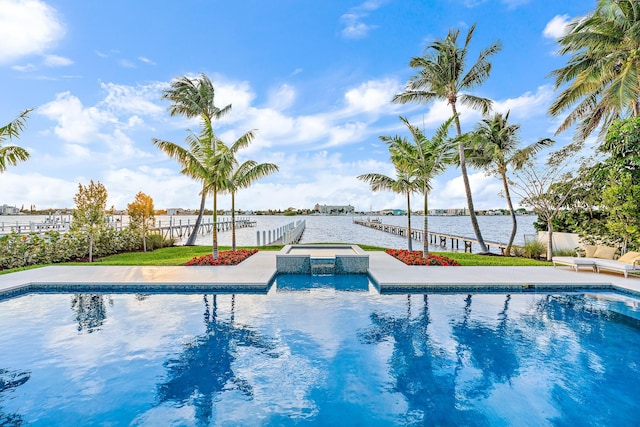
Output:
left=384, top=116, right=456, bottom=256
left=228, top=160, right=279, bottom=251
left=358, top=160, right=420, bottom=251
left=393, top=24, right=501, bottom=254
left=204, top=132, right=255, bottom=259
left=549, top=0, right=640, bottom=143
left=466, top=111, right=553, bottom=256
left=0, top=109, right=31, bottom=172
left=160, top=74, right=231, bottom=245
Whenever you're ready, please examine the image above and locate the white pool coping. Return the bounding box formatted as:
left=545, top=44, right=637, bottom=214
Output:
left=1, top=250, right=639, bottom=298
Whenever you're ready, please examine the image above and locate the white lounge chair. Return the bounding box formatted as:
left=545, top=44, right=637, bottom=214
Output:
left=552, top=256, right=597, bottom=272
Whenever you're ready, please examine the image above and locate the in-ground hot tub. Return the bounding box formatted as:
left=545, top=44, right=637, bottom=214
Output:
left=276, top=244, right=369, bottom=274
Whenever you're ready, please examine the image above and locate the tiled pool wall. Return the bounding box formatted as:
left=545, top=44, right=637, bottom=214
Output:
left=275, top=254, right=370, bottom=274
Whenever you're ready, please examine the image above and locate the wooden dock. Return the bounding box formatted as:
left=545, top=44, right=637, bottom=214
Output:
left=353, top=219, right=508, bottom=254
left=154, top=217, right=256, bottom=240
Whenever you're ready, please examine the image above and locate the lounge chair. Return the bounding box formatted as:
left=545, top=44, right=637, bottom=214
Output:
left=552, top=246, right=640, bottom=278
left=594, top=251, right=640, bottom=278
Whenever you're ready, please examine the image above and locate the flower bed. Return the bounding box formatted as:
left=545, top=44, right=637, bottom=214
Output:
left=185, top=249, right=258, bottom=266
left=385, top=249, right=460, bottom=266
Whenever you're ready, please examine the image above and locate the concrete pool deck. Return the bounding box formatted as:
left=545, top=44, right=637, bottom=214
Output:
left=1, top=250, right=640, bottom=297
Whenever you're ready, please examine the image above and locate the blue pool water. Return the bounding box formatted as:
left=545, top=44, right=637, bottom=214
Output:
left=1, top=276, right=640, bottom=426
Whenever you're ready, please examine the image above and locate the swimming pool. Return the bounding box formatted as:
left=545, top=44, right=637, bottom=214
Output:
left=1, top=275, right=640, bottom=426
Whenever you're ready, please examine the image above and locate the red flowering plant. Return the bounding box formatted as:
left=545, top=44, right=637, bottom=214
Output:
left=185, top=249, right=258, bottom=266
left=385, top=249, right=460, bottom=266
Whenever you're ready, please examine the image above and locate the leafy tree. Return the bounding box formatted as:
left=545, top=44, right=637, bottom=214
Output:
left=358, top=158, right=421, bottom=251
left=384, top=116, right=456, bottom=256
left=393, top=24, right=501, bottom=253
left=466, top=111, right=553, bottom=255
left=228, top=159, right=279, bottom=251
left=601, top=170, right=640, bottom=253
left=157, top=74, right=231, bottom=245
left=70, top=180, right=108, bottom=262
left=509, top=147, right=587, bottom=261
left=0, top=109, right=31, bottom=172
left=549, top=0, right=640, bottom=142
left=127, top=191, right=155, bottom=252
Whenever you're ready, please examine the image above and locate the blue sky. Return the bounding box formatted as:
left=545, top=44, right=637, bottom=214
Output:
left=0, top=0, right=593, bottom=212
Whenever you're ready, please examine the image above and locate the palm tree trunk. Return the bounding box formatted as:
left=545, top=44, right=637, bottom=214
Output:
left=406, top=192, right=413, bottom=252
left=212, top=188, right=219, bottom=260
left=231, top=192, right=237, bottom=251
left=501, top=171, right=517, bottom=256
left=185, top=187, right=207, bottom=246
left=423, top=188, right=429, bottom=257
left=452, top=105, right=488, bottom=253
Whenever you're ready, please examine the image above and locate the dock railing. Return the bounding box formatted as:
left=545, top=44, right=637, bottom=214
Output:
left=257, top=220, right=306, bottom=246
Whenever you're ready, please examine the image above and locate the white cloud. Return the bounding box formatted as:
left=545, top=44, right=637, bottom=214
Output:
left=38, top=91, right=115, bottom=143
left=431, top=172, right=504, bottom=210
left=138, top=56, right=156, bottom=65
left=0, top=0, right=65, bottom=65
left=267, top=84, right=296, bottom=111
left=492, top=85, right=555, bottom=120
left=100, top=82, right=165, bottom=117
left=43, top=54, right=73, bottom=67
left=0, top=171, right=78, bottom=208
left=11, top=63, right=37, bottom=72
left=339, top=1, right=385, bottom=39
left=344, top=79, right=400, bottom=113
left=543, top=14, right=571, bottom=40
left=502, top=0, right=529, bottom=8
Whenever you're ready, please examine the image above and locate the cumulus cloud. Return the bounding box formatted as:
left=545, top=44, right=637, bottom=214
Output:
left=38, top=92, right=114, bottom=143
left=344, top=79, right=401, bottom=113
left=492, top=85, right=555, bottom=119
left=0, top=171, right=78, bottom=208
left=543, top=14, right=571, bottom=40
left=0, top=0, right=65, bottom=65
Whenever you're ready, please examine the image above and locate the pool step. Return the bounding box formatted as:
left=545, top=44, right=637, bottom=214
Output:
left=310, top=258, right=336, bottom=275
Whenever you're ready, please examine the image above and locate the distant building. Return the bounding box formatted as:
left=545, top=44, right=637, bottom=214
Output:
left=428, top=208, right=467, bottom=216
left=314, top=204, right=355, bottom=215
left=0, top=204, right=20, bottom=215
left=167, top=208, right=187, bottom=216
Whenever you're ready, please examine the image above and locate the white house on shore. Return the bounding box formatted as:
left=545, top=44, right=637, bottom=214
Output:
left=314, top=204, right=355, bottom=215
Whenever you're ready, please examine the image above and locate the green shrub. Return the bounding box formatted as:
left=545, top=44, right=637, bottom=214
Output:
left=145, top=233, right=174, bottom=251
left=523, top=239, right=546, bottom=259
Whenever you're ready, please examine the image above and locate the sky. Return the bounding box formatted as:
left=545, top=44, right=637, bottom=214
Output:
left=0, top=0, right=595, bottom=212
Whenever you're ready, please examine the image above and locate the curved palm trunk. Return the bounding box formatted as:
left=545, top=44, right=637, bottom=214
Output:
left=185, top=186, right=207, bottom=246
left=452, top=105, right=488, bottom=253
left=212, top=189, right=219, bottom=260
left=501, top=171, right=517, bottom=256
left=406, top=192, right=413, bottom=252
left=231, top=192, right=237, bottom=251
left=423, top=188, right=429, bottom=257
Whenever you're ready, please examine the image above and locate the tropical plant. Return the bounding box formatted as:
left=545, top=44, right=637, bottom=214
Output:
left=392, top=24, right=501, bottom=253
left=549, top=0, right=640, bottom=143
left=158, top=74, right=231, bottom=245
left=466, top=111, right=553, bottom=255
left=70, top=180, right=109, bottom=262
left=384, top=116, right=456, bottom=256
left=227, top=158, right=279, bottom=251
left=127, top=191, right=155, bottom=252
left=358, top=159, right=420, bottom=251
left=0, top=109, right=32, bottom=172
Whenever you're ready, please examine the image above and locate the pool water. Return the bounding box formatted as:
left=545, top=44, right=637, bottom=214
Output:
left=1, top=275, right=640, bottom=426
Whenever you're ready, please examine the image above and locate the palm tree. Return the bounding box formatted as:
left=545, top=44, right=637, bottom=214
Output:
left=0, top=109, right=31, bottom=172
left=466, top=112, right=553, bottom=255
left=358, top=160, right=420, bottom=251
left=549, top=0, right=640, bottom=143
left=384, top=116, right=456, bottom=256
left=393, top=24, right=501, bottom=254
left=228, top=160, right=279, bottom=251
left=204, top=132, right=255, bottom=259
left=160, top=74, right=231, bottom=245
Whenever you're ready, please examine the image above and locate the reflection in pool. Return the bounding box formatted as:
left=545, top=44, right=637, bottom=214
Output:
left=1, top=275, right=640, bottom=426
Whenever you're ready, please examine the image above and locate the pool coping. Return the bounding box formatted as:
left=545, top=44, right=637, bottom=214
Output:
left=1, top=250, right=640, bottom=299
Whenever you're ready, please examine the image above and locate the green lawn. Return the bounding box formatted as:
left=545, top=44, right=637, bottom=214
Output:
left=0, top=244, right=550, bottom=275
